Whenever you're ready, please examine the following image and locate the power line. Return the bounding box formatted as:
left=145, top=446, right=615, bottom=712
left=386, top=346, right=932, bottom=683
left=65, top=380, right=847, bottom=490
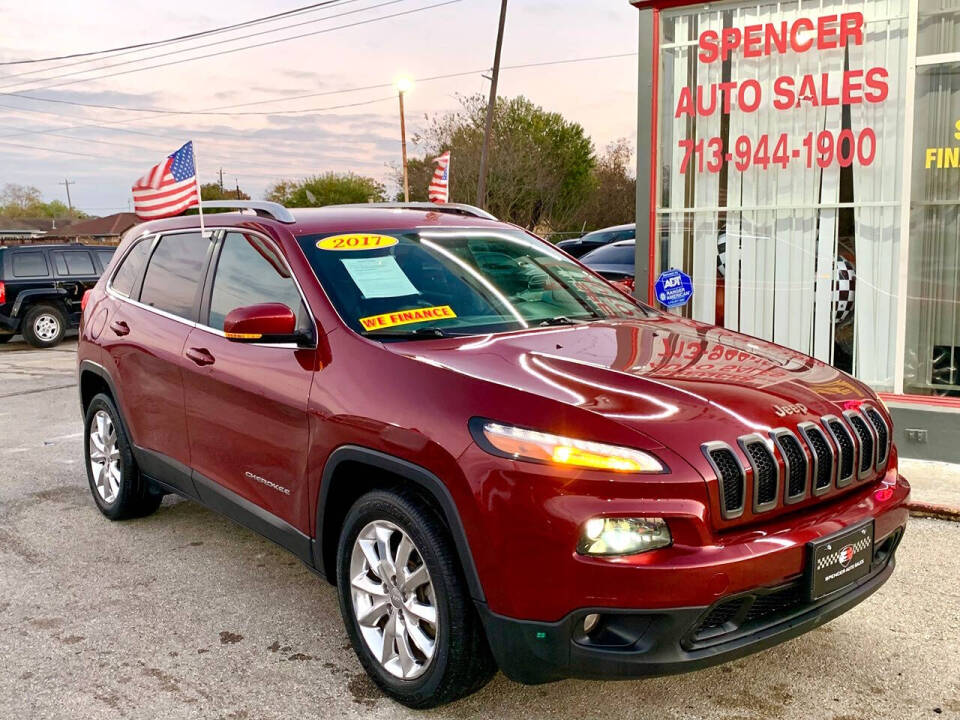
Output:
left=0, top=0, right=401, bottom=91
left=0, top=0, right=352, bottom=67
left=0, top=0, right=460, bottom=95
left=2, top=52, right=637, bottom=117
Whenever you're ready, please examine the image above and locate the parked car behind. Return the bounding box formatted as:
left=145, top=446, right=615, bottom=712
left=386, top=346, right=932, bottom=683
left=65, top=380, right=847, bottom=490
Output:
left=556, top=222, right=635, bottom=258
left=581, top=238, right=635, bottom=294
left=0, top=243, right=115, bottom=348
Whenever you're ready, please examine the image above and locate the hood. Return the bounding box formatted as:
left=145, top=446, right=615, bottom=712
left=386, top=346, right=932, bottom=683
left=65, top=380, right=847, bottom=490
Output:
left=385, top=314, right=877, bottom=454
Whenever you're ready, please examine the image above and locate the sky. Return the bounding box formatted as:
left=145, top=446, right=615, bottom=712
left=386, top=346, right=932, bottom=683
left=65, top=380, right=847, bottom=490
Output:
left=0, top=0, right=640, bottom=215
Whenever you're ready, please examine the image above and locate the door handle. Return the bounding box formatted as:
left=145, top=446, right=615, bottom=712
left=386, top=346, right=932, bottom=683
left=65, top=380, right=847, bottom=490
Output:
left=186, top=347, right=215, bottom=366
left=109, top=320, right=130, bottom=336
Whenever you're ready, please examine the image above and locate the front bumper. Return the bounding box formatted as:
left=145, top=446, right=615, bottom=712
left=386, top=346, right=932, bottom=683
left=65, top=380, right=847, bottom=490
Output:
left=478, top=522, right=904, bottom=685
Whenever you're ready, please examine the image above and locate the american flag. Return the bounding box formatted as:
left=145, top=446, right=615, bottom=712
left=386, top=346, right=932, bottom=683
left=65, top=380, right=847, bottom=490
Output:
left=131, top=141, right=200, bottom=219
left=428, top=151, right=451, bottom=204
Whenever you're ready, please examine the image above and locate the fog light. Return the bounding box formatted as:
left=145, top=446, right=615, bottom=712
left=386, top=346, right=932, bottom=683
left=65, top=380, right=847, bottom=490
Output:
left=582, top=613, right=600, bottom=634
left=577, top=517, right=671, bottom=556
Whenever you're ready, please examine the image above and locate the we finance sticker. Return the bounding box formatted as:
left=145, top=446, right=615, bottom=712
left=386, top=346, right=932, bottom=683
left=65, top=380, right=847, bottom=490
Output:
left=316, top=233, right=398, bottom=251
left=359, top=305, right=456, bottom=331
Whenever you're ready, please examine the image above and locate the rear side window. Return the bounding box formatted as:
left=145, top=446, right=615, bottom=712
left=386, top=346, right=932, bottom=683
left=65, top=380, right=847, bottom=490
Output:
left=12, top=251, right=49, bottom=278
left=110, top=239, right=153, bottom=298
left=208, top=233, right=307, bottom=331
left=52, top=251, right=96, bottom=276
left=96, top=249, right=115, bottom=271
left=139, top=233, right=210, bottom=320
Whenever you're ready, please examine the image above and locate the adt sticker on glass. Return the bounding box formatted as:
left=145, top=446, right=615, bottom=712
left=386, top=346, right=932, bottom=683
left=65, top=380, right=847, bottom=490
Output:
left=655, top=269, right=693, bottom=308
left=342, top=256, right=419, bottom=299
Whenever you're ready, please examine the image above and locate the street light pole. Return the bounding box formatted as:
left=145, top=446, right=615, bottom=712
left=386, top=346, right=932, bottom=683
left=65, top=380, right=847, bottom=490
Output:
left=396, top=76, right=413, bottom=202
left=476, top=0, right=508, bottom=210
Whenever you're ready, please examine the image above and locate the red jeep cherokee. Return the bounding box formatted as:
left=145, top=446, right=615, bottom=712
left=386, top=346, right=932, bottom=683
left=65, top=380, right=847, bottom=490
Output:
left=77, top=201, right=909, bottom=708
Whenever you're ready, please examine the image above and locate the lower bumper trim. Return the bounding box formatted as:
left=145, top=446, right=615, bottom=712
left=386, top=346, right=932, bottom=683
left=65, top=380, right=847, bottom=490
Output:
left=477, top=555, right=896, bottom=685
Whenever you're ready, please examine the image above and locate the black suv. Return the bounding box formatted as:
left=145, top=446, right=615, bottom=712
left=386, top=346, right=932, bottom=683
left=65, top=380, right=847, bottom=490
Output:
left=0, top=243, right=115, bottom=348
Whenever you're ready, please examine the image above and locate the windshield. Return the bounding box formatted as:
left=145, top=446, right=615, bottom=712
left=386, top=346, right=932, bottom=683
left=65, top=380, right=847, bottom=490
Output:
left=299, top=228, right=650, bottom=340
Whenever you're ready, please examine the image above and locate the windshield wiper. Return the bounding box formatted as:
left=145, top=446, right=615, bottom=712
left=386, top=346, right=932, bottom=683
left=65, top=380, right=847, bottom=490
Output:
left=362, top=327, right=459, bottom=340
left=537, top=316, right=586, bottom=327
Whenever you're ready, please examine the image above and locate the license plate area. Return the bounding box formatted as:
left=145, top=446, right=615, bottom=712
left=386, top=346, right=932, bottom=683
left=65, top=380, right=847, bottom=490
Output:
left=806, top=520, right=874, bottom=601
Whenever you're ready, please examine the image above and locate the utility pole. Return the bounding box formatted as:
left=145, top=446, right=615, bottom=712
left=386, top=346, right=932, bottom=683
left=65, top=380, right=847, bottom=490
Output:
left=219, top=167, right=225, bottom=192
left=395, top=77, right=413, bottom=202
left=476, top=0, right=508, bottom=210
left=59, top=178, right=75, bottom=212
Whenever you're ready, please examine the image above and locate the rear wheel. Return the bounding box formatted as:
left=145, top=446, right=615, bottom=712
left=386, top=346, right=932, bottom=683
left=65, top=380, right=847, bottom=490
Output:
left=83, top=393, right=162, bottom=520
left=23, top=304, right=66, bottom=348
left=336, top=489, right=496, bottom=708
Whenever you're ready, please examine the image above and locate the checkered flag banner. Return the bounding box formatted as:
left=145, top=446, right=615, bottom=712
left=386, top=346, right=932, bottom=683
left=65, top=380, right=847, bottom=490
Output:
left=833, top=256, right=856, bottom=324
left=815, top=535, right=872, bottom=571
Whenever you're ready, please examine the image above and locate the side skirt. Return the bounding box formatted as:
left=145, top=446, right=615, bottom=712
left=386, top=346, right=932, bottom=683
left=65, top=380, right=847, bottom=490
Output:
left=134, top=444, right=318, bottom=573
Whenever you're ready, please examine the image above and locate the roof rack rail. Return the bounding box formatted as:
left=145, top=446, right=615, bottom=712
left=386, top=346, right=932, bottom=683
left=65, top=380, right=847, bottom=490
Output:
left=330, top=202, right=496, bottom=220
left=197, top=201, right=295, bottom=224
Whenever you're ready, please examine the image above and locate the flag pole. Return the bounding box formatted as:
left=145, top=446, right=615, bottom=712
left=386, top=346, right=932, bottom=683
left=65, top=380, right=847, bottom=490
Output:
left=192, top=141, right=208, bottom=237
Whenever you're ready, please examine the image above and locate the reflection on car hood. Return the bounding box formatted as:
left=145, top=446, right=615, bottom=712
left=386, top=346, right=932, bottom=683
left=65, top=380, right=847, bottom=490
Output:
left=386, top=314, right=877, bottom=448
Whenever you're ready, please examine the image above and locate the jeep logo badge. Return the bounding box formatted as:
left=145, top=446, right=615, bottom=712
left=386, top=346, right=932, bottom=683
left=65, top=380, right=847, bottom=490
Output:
left=773, top=403, right=807, bottom=417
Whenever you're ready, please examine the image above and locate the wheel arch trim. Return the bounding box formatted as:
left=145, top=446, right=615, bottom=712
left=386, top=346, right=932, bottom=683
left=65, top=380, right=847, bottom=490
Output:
left=12, top=287, right=69, bottom=318
left=314, top=445, right=486, bottom=603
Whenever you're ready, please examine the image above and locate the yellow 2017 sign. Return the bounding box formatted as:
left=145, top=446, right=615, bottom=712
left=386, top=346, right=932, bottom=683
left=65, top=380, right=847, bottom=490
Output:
left=359, top=305, right=456, bottom=331
left=317, top=234, right=399, bottom=251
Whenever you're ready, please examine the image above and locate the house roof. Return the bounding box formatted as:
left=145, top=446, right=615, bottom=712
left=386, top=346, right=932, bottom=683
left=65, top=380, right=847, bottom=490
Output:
left=55, top=212, right=139, bottom=237
left=0, top=217, right=65, bottom=233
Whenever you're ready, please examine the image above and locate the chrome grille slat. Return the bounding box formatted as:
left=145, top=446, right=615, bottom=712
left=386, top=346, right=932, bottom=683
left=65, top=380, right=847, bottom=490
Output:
left=702, top=442, right=745, bottom=520
left=799, top=422, right=834, bottom=495
left=771, top=429, right=808, bottom=503
left=739, top=434, right=779, bottom=513
left=823, top=415, right=857, bottom=487
left=863, top=405, right=890, bottom=470
left=844, top=410, right=876, bottom=479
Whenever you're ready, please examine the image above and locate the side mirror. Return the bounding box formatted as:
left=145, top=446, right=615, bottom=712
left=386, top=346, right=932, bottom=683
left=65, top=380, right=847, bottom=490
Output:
left=223, top=303, right=303, bottom=344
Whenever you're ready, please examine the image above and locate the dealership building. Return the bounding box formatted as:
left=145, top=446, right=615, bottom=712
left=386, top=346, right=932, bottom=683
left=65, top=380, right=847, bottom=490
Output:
left=630, top=0, right=960, bottom=459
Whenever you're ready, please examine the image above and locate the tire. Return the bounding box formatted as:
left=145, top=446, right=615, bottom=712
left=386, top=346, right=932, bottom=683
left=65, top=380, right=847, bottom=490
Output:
left=0, top=334, right=11, bottom=344
left=22, top=303, right=66, bottom=348
left=83, top=393, right=162, bottom=520
left=336, top=489, right=496, bottom=708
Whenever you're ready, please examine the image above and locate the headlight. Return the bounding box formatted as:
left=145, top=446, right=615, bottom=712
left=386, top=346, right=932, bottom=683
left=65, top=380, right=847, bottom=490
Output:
left=578, top=517, right=672, bottom=556
left=473, top=420, right=664, bottom=473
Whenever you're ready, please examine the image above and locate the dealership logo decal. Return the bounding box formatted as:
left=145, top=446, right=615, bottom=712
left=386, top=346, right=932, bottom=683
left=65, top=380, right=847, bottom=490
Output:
left=838, top=545, right=855, bottom=566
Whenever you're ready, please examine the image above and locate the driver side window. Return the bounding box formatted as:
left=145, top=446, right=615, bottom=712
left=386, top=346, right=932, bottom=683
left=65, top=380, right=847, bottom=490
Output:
left=208, top=233, right=309, bottom=333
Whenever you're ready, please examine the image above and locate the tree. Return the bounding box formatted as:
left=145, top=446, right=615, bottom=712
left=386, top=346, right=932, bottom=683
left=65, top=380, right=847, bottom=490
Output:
left=577, top=140, right=637, bottom=231
left=200, top=182, right=250, bottom=201
left=0, top=183, right=86, bottom=219
left=398, top=94, right=595, bottom=231
left=265, top=172, right=386, bottom=207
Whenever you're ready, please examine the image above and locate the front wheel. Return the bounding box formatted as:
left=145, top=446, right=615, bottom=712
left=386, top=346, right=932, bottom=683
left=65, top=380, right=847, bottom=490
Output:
left=83, top=393, right=162, bottom=520
left=336, top=489, right=495, bottom=708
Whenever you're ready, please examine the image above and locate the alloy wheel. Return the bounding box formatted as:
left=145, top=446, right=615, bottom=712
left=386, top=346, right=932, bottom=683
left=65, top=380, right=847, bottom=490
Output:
left=349, top=520, right=438, bottom=679
left=89, top=410, right=121, bottom=504
left=33, top=314, right=60, bottom=342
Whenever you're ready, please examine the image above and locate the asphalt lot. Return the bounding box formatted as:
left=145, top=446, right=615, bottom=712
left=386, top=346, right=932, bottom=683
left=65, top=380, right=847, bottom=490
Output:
left=0, top=338, right=958, bottom=719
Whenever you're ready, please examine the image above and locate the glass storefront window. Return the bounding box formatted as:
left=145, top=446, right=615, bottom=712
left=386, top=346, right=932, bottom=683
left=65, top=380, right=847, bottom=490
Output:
left=655, top=0, right=908, bottom=391
left=904, top=62, right=960, bottom=396
left=917, top=0, right=960, bottom=56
